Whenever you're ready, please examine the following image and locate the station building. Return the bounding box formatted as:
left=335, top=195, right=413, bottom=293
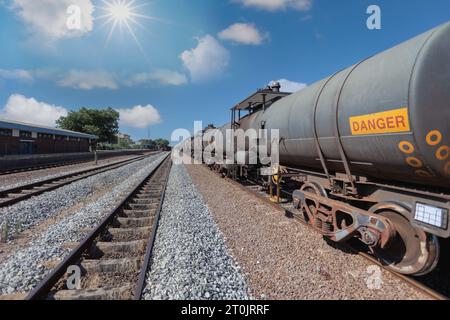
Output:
left=0, top=119, right=98, bottom=156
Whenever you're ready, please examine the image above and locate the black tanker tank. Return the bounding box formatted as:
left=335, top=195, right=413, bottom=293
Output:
left=238, top=21, right=450, bottom=189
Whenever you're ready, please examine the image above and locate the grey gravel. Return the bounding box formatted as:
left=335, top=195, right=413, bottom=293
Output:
left=0, top=155, right=136, bottom=192
left=142, top=164, right=250, bottom=300
left=0, top=154, right=162, bottom=241
left=186, top=164, right=432, bottom=300
left=0, top=153, right=168, bottom=295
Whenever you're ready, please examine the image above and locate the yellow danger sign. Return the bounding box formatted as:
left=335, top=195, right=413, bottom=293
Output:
left=350, top=107, right=411, bottom=136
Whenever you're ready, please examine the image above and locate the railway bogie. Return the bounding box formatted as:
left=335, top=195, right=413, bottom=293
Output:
left=206, top=160, right=444, bottom=276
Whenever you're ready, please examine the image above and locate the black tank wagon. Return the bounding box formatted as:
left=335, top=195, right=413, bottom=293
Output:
left=201, top=21, right=450, bottom=276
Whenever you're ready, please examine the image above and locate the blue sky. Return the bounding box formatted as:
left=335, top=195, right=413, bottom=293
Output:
left=0, top=0, right=449, bottom=142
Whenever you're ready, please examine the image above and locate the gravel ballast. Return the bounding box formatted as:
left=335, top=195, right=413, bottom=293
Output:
left=0, top=153, right=168, bottom=295
left=186, top=164, right=431, bottom=300
left=0, top=154, right=162, bottom=241
left=0, top=155, right=141, bottom=191
left=142, top=164, right=250, bottom=300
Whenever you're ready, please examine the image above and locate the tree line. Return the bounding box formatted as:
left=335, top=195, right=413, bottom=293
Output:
left=56, top=107, right=169, bottom=149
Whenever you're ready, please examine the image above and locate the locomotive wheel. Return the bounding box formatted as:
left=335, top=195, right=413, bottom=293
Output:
left=373, top=211, right=440, bottom=276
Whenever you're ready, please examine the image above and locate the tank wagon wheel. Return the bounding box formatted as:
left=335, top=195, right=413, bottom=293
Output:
left=370, top=204, right=440, bottom=276
left=298, top=182, right=327, bottom=224
left=300, top=182, right=327, bottom=197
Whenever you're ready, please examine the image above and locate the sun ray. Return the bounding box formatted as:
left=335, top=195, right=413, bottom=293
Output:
left=96, top=0, right=168, bottom=59
left=128, top=17, right=144, bottom=29
left=129, top=13, right=176, bottom=26
left=97, top=1, right=149, bottom=39
left=105, top=19, right=119, bottom=46
left=124, top=19, right=145, bottom=55
left=127, top=2, right=149, bottom=11
left=127, top=0, right=138, bottom=7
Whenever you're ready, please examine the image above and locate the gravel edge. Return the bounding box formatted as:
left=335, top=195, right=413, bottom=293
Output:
left=142, top=164, right=250, bottom=300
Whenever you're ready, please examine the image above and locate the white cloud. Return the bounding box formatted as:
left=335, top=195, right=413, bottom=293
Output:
left=117, top=105, right=162, bottom=129
left=180, top=35, right=230, bottom=83
left=1, top=94, right=68, bottom=126
left=0, top=69, right=33, bottom=81
left=32, top=68, right=60, bottom=80
left=125, top=70, right=188, bottom=87
left=11, top=0, right=94, bottom=40
left=0, top=94, right=162, bottom=130
left=236, top=0, right=312, bottom=11
left=270, top=79, right=307, bottom=93
left=218, top=23, right=267, bottom=45
left=57, top=70, right=118, bottom=90
left=0, top=67, right=187, bottom=89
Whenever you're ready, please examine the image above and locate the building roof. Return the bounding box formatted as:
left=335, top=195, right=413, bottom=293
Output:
left=0, top=118, right=99, bottom=140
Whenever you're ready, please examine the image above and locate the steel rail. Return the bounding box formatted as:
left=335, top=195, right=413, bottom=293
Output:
left=0, top=151, right=159, bottom=176
left=0, top=153, right=157, bottom=208
left=215, top=169, right=448, bottom=301
left=0, top=158, right=94, bottom=176
left=134, top=159, right=171, bottom=300
left=25, top=154, right=171, bottom=300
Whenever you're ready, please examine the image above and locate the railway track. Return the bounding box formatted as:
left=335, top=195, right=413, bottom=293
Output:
left=25, top=154, right=171, bottom=300
left=0, top=158, right=94, bottom=176
left=0, top=154, right=157, bottom=208
left=0, top=151, right=157, bottom=176
left=216, top=171, right=448, bottom=301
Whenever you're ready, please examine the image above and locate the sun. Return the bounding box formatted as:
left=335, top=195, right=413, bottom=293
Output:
left=97, top=0, right=150, bottom=51
left=109, top=3, right=132, bottom=22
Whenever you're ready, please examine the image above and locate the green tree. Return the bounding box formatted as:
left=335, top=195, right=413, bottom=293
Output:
left=138, top=139, right=156, bottom=149
left=154, top=138, right=170, bottom=149
left=118, top=139, right=131, bottom=149
left=56, top=107, right=119, bottom=143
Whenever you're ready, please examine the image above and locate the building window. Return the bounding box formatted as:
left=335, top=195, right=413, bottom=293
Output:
left=55, top=135, right=66, bottom=140
left=0, top=128, right=12, bottom=136
left=38, top=133, right=53, bottom=139
left=20, top=131, right=32, bottom=138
